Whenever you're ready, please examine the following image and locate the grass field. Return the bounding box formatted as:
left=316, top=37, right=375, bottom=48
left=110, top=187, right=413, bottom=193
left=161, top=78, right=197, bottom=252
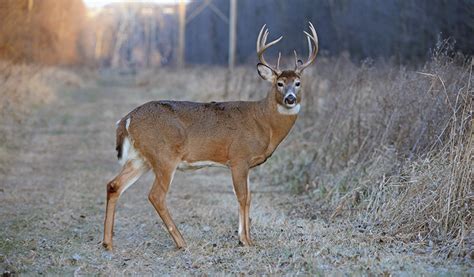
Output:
left=0, top=52, right=472, bottom=274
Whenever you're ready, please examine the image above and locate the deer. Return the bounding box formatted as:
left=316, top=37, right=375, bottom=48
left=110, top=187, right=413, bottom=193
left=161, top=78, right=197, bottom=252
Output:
left=102, top=22, right=318, bottom=250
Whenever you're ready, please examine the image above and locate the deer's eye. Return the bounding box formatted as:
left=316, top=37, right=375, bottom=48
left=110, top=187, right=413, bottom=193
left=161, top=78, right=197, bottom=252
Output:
left=277, top=82, right=284, bottom=87
left=295, top=82, right=301, bottom=87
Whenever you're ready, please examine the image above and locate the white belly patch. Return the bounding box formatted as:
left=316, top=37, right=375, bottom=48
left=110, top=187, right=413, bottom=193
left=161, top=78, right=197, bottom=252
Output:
left=177, top=161, right=227, bottom=171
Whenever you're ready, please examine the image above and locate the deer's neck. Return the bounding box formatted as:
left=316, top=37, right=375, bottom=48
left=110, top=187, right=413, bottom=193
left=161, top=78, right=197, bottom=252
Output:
left=257, top=91, right=299, bottom=150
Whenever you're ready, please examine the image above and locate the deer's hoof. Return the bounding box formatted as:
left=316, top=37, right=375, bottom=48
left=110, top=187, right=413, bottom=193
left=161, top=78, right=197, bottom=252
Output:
left=176, top=242, right=187, bottom=250
left=238, top=238, right=254, bottom=247
left=102, top=241, right=113, bottom=251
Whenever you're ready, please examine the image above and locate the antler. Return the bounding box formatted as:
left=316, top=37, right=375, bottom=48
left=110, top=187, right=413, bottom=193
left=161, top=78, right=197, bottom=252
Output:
left=294, top=22, right=319, bottom=72
left=257, top=24, right=283, bottom=73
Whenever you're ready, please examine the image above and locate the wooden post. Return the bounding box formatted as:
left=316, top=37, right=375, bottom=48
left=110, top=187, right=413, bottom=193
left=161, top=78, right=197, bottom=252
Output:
left=27, top=0, right=34, bottom=22
left=228, top=0, right=237, bottom=70
left=94, top=27, right=104, bottom=61
left=145, top=14, right=151, bottom=67
left=150, top=11, right=157, bottom=66
left=111, top=13, right=129, bottom=68
left=177, top=0, right=186, bottom=68
left=28, top=0, right=34, bottom=62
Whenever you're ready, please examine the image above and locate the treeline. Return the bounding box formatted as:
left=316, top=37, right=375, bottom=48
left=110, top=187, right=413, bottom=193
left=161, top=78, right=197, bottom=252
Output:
left=187, top=0, right=473, bottom=64
left=0, top=0, right=86, bottom=65
left=0, top=0, right=472, bottom=66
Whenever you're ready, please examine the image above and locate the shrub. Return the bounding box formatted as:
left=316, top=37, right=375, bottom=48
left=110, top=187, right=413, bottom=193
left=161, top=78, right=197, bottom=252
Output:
left=257, top=50, right=472, bottom=258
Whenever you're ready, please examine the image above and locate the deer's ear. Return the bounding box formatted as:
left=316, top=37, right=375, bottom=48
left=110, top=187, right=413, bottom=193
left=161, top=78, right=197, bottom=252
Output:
left=257, top=63, right=276, bottom=82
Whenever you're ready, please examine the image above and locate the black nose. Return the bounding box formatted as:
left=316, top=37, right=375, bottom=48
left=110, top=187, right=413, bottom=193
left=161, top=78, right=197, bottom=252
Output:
left=284, top=94, right=296, bottom=105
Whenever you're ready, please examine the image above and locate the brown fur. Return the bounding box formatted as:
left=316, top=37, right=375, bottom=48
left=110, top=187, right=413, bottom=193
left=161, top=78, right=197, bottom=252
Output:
left=124, top=95, right=297, bottom=168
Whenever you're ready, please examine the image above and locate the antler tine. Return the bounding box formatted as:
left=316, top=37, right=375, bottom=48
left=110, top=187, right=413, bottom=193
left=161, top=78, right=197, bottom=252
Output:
left=263, top=29, right=269, bottom=44
left=293, top=50, right=298, bottom=69
left=276, top=52, right=281, bottom=71
left=256, top=24, right=282, bottom=73
left=308, top=21, right=318, bottom=45
left=256, top=24, right=266, bottom=52
left=297, top=22, right=319, bottom=72
left=306, top=35, right=313, bottom=60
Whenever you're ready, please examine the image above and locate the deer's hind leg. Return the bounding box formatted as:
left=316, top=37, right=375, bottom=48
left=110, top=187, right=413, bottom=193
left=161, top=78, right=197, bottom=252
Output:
left=103, top=160, right=149, bottom=250
left=148, top=159, right=186, bottom=249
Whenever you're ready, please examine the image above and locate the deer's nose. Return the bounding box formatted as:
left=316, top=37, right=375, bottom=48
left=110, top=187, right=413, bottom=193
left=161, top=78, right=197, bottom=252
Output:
left=284, top=94, right=296, bottom=105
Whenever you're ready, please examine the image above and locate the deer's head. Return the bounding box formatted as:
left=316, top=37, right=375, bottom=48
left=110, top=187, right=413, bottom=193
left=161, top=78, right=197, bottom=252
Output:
left=256, top=23, right=318, bottom=112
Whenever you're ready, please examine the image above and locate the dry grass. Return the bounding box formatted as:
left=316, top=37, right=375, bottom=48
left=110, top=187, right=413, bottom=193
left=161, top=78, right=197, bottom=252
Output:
left=260, top=51, right=473, bottom=259
left=0, top=62, right=86, bottom=176
left=137, top=49, right=472, bottom=259
left=0, top=50, right=472, bottom=274
left=138, top=50, right=472, bottom=259
left=0, top=61, right=85, bottom=120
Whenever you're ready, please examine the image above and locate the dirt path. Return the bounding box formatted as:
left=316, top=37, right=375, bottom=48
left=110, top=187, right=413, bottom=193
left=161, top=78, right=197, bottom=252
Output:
left=0, top=73, right=471, bottom=275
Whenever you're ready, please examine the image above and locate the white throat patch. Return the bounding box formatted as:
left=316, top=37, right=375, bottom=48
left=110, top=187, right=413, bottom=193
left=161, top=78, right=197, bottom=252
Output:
left=277, top=104, right=301, bottom=115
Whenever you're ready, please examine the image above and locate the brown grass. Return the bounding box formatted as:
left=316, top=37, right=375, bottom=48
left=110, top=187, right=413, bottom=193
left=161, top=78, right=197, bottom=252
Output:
left=0, top=50, right=471, bottom=274
left=0, top=62, right=84, bottom=119
left=137, top=49, right=472, bottom=259
left=259, top=51, right=472, bottom=259
left=0, top=62, right=86, bottom=177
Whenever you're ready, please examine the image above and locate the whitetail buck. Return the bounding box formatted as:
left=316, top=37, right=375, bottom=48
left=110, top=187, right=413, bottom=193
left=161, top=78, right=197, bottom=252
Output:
left=103, top=22, right=318, bottom=250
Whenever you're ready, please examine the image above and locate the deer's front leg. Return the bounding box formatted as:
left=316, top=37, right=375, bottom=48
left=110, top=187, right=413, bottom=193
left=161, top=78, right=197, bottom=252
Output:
left=231, top=163, right=253, bottom=246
